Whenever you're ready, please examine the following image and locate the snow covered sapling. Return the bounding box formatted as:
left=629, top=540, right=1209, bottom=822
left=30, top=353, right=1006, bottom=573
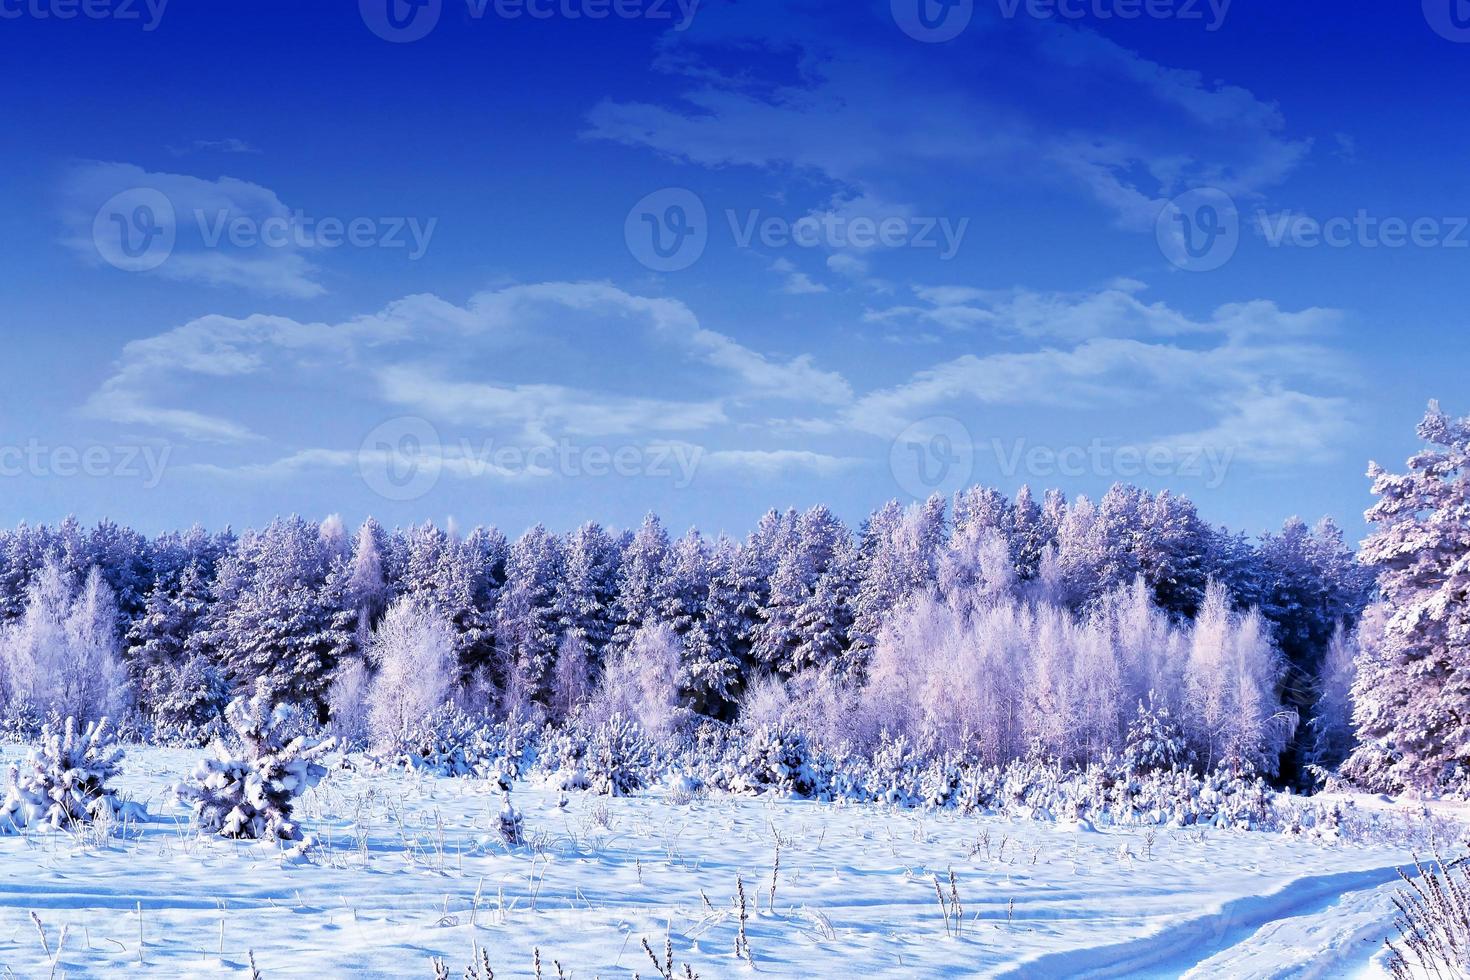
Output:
left=176, top=681, right=334, bottom=842
left=1123, top=696, right=1192, bottom=775
left=498, top=791, right=525, bottom=846
left=0, top=716, right=127, bottom=831
left=587, top=714, right=653, bottom=796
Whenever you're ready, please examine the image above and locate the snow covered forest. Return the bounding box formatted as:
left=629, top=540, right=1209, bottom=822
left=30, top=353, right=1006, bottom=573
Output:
left=0, top=404, right=1465, bottom=976
left=2, top=402, right=1466, bottom=800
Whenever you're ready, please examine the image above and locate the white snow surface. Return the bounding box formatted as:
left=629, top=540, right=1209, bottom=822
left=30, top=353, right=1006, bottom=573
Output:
left=0, top=746, right=1452, bottom=978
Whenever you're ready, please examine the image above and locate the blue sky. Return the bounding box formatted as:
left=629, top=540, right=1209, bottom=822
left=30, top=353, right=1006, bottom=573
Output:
left=1, top=0, right=1467, bottom=540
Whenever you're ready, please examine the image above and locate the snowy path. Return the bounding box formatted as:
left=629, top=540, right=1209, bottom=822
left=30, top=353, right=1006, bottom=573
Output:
left=0, top=747, right=1442, bottom=978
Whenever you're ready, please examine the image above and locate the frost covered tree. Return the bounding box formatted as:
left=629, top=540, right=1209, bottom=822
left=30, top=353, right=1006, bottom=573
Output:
left=1306, top=619, right=1363, bottom=774
left=0, top=558, right=128, bottom=724
left=0, top=716, right=127, bottom=831
left=212, top=518, right=339, bottom=714
left=1346, top=403, right=1470, bottom=792
left=555, top=522, right=620, bottom=661
left=176, top=680, right=333, bottom=842
left=492, top=526, right=564, bottom=712
left=1184, top=582, right=1294, bottom=775
left=610, top=514, right=669, bottom=654
left=363, top=598, right=456, bottom=753
left=593, top=623, right=688, bottom=739
left=549, top=631, right=594, bottom=722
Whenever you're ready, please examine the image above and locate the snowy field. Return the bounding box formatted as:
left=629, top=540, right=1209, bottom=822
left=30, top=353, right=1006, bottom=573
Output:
left=0, top=746, right=1453, bottom=979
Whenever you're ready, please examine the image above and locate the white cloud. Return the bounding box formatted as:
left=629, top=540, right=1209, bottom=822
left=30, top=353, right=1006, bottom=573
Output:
left=61, top=161, right=325, bottom=297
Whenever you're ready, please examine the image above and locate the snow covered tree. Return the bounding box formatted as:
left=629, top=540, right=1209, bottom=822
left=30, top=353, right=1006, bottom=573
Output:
left=610, top=514, right=669, bottom=654
left=60, top=567, right=130, bottom=722
left=1184, top=582, right=1294, bottom=776
left=555, top=522, right=620, bottom=661
left=1306, top=619, right=1363, bottom=775
left=492, top=526, right=563, bottom=713
left=176, top=680, right=334, bottom=842
left=1346, top=403, right=1470, bottom=792
left=593, top=623, right=689, bottom=739
left=0, top=716, right=127, bottom=831
left=0, top=558, right=127, bottom=724
left=685, top=536, right=755, bottom=717
left=549, top=631, right=594, bottom=722
left=212, top=518, right=339, bottom=715
left=363, top=598, right=457, bottom=754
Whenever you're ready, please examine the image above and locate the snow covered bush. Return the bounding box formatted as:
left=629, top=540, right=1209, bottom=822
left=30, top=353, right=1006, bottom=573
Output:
left=1123, top=696, right=1192, bottom=775
left=176, top=682, right=334, bottom=842
left=0, top=716, right=127, bottom=832
left=718, top=724, right=828, bottom=799
left=498, top=791, right=525, bottom=846
left=586, top=714, right=654, bottom=797
left=379, top=702, right=493, bottom=777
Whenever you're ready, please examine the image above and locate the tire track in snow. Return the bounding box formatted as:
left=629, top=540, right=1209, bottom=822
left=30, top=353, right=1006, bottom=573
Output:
left=991, top=863, right=1408, bottom=979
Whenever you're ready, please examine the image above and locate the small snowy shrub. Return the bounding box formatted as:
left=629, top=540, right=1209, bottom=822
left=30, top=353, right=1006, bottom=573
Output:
left=720, top=724, right=828, bottom=799
left=176, top=682, right=334, bottom=842
left=0, top=716, right=126, bottom=832
left=587, top=714, right=653, bottom=797
left=1123, top=697, right=1192, bottom=775
left=498, top=791, right=525, bottom=846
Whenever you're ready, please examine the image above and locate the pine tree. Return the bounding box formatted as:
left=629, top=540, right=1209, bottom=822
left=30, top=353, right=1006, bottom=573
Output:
left=1346, top=402, right=1470, bottom=792
left=493, top=526, right=564, bottom=712
left=610, top=514, right=669, bottom=654
left=555, top=522, right=620, bottom=660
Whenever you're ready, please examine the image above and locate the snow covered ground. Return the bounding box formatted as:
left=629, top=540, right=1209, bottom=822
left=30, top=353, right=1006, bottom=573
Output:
left=0, top=745, right=1453, bottom=979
